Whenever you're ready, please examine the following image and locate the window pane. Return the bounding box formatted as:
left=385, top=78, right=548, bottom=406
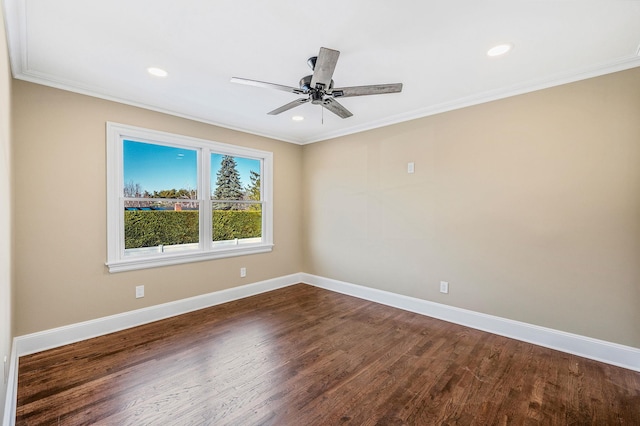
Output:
left=124, top=140, right=197, bottom=198
left=124, top=201, right=200, bottom=256
left=211, top=154, right=261, bottom=202
left=212, top=202, right=262, bottom=244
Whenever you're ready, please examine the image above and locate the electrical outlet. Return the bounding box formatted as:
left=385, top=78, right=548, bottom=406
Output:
left=407, top=162, right=415, bottom=174
left=240, top=267, right=247, bottom=278
left=440, top=281, right=449, bottom=294
left=135, top=285, right=144, bottom=298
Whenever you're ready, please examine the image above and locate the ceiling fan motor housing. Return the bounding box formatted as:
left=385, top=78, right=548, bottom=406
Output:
left=299, top=75, right=313, bottom=92
left=300, top=75, right=334, bottom=95
left=311, top=91, right=324, bottom=104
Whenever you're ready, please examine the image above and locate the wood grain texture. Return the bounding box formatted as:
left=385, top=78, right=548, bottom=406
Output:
left=16, top=284, right=640, bottom=425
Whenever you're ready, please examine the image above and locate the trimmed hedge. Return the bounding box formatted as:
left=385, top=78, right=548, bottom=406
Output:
left=212, top=210, right=262, bottom=242
left=125, top=210, right=262, bottom=249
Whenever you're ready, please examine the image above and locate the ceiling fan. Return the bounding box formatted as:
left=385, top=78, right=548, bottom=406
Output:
left=231, top=47, right=403, bottom=119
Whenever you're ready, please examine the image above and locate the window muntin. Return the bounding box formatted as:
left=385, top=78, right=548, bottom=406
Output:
left=106, top=123, right=273, bottom=272
left=210, top=154, right=263, bottom=247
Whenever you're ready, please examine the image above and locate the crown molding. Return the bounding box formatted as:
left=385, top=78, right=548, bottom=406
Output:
left=302, top=55, right=640, bottom=144
left=4, top=0, right=640, bottom=146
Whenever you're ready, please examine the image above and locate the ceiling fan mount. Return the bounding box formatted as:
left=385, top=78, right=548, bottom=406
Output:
left=231, top=47, right=403, bottom=119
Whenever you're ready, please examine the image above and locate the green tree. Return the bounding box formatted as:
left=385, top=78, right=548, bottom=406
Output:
left=213, top=155, right=244, bottom=210
left=152, top=188, right=197, bottom=200
left=245, top=170, right=261, bottom=211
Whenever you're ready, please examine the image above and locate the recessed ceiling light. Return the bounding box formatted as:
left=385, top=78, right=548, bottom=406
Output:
left=147, top=67, right=168, bottom=77
left=292, top=116, right=304, bottom=121
left=487, top=44, right=512, bottom=57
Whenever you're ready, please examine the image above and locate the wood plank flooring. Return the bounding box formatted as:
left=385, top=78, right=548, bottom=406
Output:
left=16, top=284, right=640, bottom=425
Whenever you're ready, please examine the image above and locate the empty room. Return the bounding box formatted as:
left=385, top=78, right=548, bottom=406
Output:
left=1, top=1, right=640, bottom=425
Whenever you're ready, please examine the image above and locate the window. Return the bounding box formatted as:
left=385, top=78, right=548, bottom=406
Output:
left=106, top=123, right=273, bottom=272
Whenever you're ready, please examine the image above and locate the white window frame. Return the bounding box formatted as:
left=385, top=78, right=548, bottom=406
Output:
left=106, top=122, right=273, bottom=273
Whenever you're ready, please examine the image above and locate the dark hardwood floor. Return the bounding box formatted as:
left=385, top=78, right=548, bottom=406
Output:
left=16, top=284, right=640, bottom=425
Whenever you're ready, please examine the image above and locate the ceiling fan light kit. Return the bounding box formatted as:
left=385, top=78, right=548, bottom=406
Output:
left=231, top=47, right=403, bottom=119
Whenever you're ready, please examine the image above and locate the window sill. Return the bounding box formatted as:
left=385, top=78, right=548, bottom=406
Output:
left=106, top=244, right=274, bottom=273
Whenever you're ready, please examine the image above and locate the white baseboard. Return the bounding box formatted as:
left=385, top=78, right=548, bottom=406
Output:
left=14, top=273, right=302, bottom=358
left=5, top=272, right=640, bottom=426
left=3, top=273, right=303, bottom=426
left=2, top=343, right=18, bottom=426
left=301, top=273, right=640, bottom=373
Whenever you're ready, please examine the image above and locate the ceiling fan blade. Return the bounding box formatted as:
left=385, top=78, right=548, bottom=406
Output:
left=267, top=98, right=310, bottom=115
left=231, top=77, right=304, bottom=95
left=310, top=47, right=340, bottom=90
left=321, top=98, right=353, bottom=119
left=331, top=83, right=403, bottom=98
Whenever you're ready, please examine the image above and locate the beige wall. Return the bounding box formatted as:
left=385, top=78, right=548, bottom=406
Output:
left=12, top=80, right=303, bottom=335
left=0, top=3, right=13, bottom=419
left=302, top=68, right=640, bottom=348
left=9, top=61, right=640, bottom=350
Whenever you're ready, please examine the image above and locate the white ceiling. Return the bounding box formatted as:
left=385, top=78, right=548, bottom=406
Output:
left=3, top=0, right=640, bottom=144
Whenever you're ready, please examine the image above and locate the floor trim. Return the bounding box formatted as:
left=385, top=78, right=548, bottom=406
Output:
left=14, top=273, right=302, bottom=358
left=4, top=274, right=302, bottom=426
left=2, top=342, right=17, bottom=426
left=6, top=272, right=640, bottom=425
left=301, top=273, right=640, bottom=372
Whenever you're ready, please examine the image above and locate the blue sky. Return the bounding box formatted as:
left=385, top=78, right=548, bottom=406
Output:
left=124, top=140, right=259, bottom=194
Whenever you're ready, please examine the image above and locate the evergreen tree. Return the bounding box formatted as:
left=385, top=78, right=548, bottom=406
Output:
left=213, top=155, right=244, bottom=210
left=245, top=170, right=261, bottom=211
